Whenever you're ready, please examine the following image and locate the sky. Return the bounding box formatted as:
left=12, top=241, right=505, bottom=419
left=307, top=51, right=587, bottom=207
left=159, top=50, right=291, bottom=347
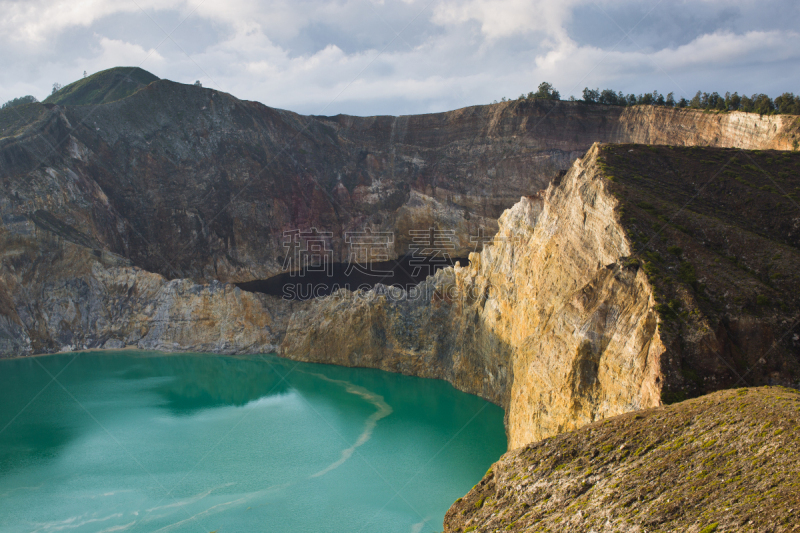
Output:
left=1, top=0, right=799, bottom=116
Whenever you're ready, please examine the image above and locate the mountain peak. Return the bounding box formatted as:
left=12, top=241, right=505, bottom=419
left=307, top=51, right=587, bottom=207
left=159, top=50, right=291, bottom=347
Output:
left=43, top=66, right=159, bottom=106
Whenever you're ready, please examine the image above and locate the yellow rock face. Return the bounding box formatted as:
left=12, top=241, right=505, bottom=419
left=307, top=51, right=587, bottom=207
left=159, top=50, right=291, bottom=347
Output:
left=459, top=145, right=665, bottom=447
left=280, top=144, right=665, bottom=448
left=615, top=106, right=799, bottom=150
left=280, top=142, right=800, bottom=449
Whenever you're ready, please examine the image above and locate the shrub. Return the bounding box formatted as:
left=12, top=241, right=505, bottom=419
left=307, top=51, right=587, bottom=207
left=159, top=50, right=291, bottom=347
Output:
left=530, top=82, right=560, bottom=100
left=553, top=87, right=797, bottom=115
left=1, top=95, right=37, bottom=109
left=678, top=261, right=697, bottom=285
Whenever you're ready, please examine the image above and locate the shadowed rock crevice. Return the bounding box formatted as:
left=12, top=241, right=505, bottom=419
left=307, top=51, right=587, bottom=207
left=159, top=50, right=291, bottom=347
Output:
left=236, top=254, right=469, bottom=300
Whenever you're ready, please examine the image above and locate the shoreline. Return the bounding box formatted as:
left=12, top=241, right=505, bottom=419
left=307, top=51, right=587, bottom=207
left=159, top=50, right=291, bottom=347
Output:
left=0, top=345, right=282, bottom=361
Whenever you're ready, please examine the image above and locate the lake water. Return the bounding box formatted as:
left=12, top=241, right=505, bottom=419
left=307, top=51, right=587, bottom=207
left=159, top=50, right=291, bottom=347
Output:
left=0, top=351, right=506, bottom=533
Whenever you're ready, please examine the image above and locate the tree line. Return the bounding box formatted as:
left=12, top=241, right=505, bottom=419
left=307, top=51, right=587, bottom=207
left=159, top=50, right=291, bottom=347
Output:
left=499, top=82, right=800, bottom=115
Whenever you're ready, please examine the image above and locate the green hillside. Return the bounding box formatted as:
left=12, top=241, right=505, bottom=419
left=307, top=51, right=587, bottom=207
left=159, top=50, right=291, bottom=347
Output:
left=0, top=102, right=48, bottom=139
left=43, top=67, right=159, bottom=106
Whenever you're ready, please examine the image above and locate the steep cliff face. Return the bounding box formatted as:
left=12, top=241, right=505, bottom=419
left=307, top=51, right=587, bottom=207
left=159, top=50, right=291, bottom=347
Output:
left=614, top=105, right=799, bottom=150
left=280, top=269, right=516, bottom=408
left=458, top=149, right=665, bottom=448
left=280, top=144, right=800, bottom=449
left=281, top=145, right=664, bottom=447
left=0, top=226, right=299, bottom=355
left=1, top=75, right=799, bottom=448
left=2, top=76, right=797, bottom=287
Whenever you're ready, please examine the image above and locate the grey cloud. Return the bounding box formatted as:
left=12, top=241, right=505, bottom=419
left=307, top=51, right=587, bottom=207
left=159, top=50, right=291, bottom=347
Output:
left=0, top=0, right=797, bottom=116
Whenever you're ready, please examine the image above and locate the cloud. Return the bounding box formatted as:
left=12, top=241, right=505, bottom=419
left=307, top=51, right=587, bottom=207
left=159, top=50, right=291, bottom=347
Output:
left=93, top=36, right=166, bottom=69
left=0, top=0, right=184, bottom=44
left=655, top=30, right=800, bottom=70
left=0, top=1, right=797, bottom=114
left=533, top=28, right=800, bottom=98
left=432, top=0, right=579, bottom=41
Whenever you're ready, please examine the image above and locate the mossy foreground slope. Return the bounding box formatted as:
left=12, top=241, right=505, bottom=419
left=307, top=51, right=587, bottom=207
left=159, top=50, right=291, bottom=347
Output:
left=445, top=386, right=800, bottom=533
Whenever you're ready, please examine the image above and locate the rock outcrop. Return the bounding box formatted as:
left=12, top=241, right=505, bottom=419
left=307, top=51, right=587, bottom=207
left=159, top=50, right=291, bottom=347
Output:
left=0, top=228, right=300, bottom=355
left=280, top=148, right=659, bottom=446
left=281, top=144, right=800, bottom=449
left=444, top=386, right=800, bottom=533
left=2, top=71, right=798, bottom=286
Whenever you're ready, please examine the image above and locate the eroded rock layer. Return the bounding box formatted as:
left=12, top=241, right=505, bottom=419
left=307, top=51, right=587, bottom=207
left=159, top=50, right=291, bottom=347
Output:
left=0, top=229, right=301, bottom=355
left=281, top=144, right=800, bottom=448
left=2, top=80, right=798, bottom=286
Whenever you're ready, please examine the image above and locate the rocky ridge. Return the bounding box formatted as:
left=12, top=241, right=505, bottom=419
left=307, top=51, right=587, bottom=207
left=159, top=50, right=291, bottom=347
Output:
left=1, top=74, right=797, bottom=286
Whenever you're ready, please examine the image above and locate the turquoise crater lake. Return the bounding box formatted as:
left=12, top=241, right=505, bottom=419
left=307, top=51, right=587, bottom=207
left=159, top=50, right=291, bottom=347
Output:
left=0, top=351, right=506, bottom=533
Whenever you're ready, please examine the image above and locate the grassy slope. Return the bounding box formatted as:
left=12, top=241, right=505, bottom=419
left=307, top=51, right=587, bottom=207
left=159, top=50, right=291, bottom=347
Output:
left=43, top=67, right=158, bottom=106
left=597, top=145, right=800, bottom=400
left=0, top=102, right=49, bottom=139
left=445, top=386, right=800, bottom=533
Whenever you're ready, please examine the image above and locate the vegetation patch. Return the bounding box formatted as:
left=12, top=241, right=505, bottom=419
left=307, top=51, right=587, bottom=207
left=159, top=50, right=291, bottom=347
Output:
left=444, top=388, right=800, bottom=533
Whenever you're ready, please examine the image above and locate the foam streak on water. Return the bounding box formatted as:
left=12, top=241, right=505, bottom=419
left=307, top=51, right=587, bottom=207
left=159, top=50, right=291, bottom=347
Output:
left=306, top=372, right=394, bottom=478
left=0, top=351, right=506, bottom=533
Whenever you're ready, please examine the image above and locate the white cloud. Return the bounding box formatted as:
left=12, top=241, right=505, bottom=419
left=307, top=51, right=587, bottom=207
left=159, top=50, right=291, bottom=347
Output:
left=0, top=1, right=797, bottom=113
left=654, top=30, right=800, bottom=70
left=0, top=0, right=185, bottom=44
left=93, top=37, right=166, bottom=69
left=432, top=0, right=579, bottom=41
left=532, top=29, right=800, bottom=97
